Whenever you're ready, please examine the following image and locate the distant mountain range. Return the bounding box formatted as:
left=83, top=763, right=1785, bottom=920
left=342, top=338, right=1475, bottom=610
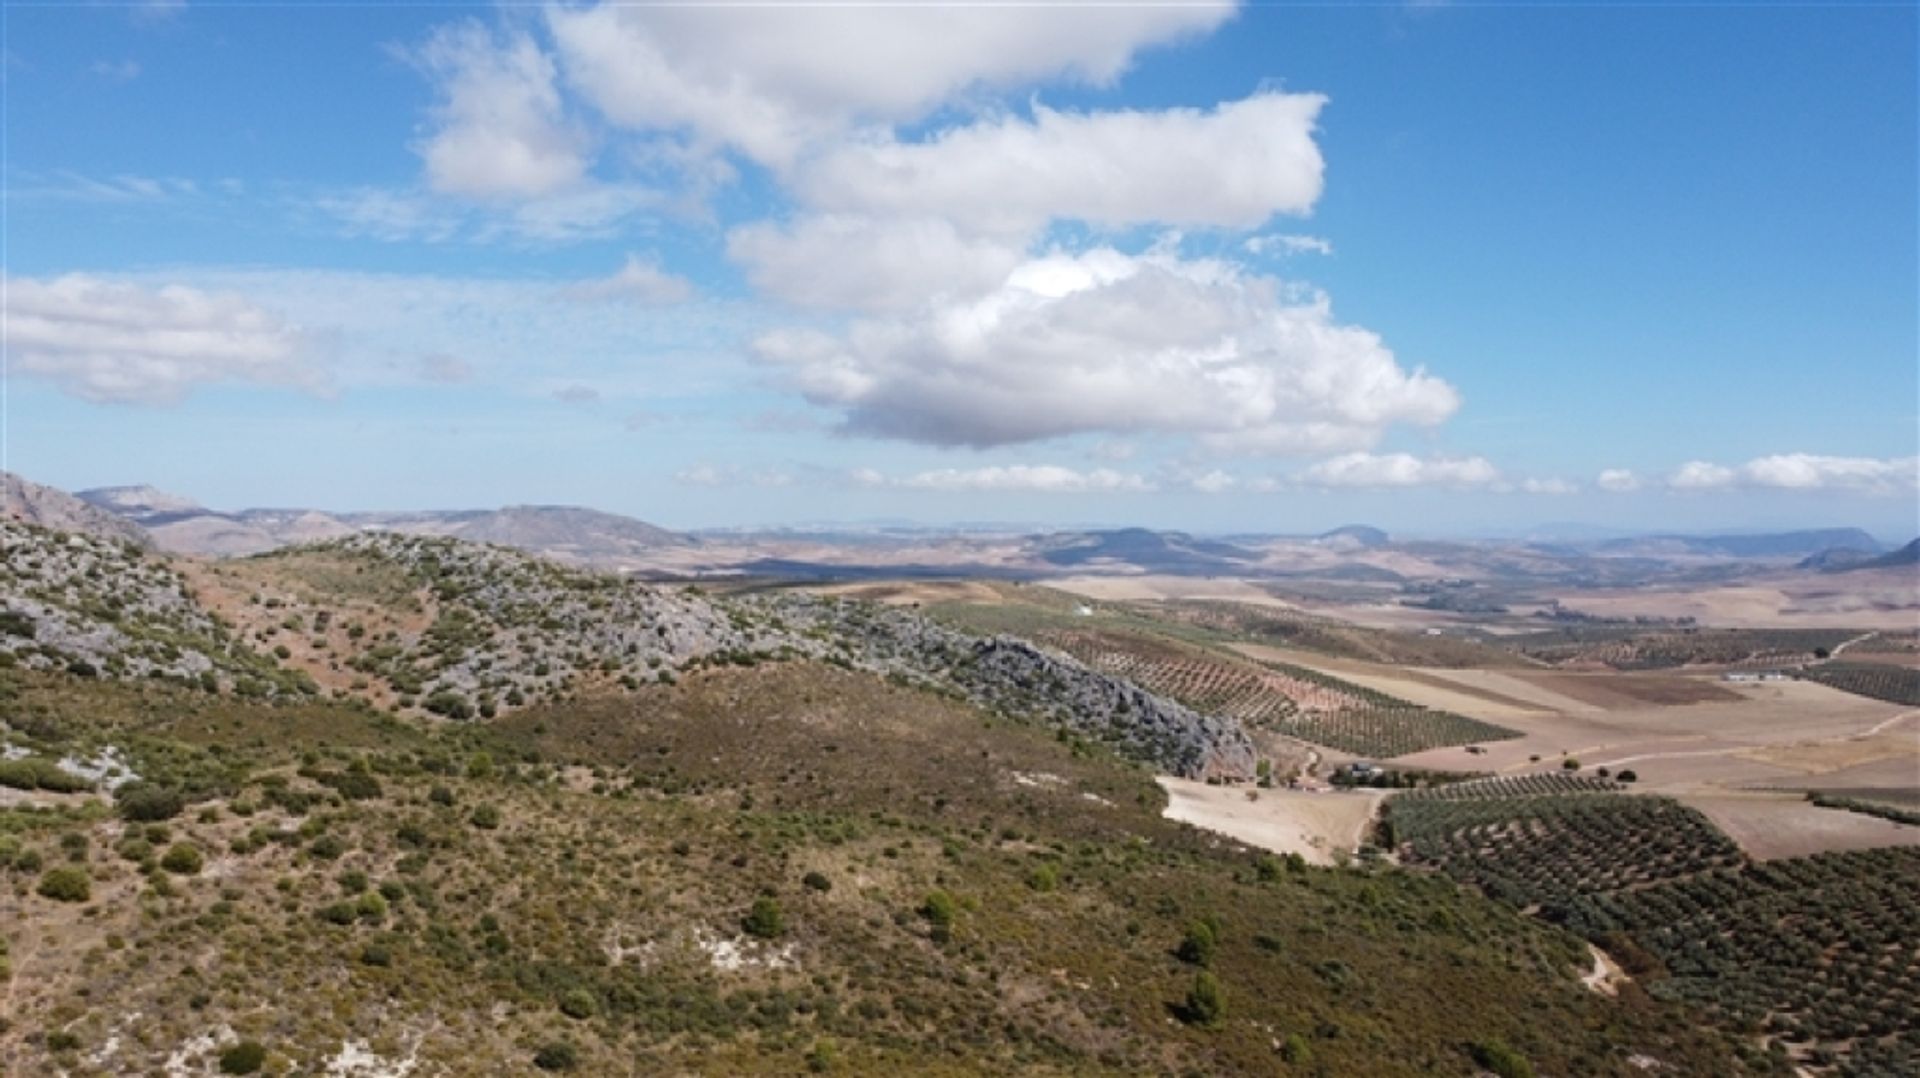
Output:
left=68, top=483, right=693, bottom=563
left=7, top=473, right=1910, bottom=591
left=1593, top=528, right=1884, bottom=559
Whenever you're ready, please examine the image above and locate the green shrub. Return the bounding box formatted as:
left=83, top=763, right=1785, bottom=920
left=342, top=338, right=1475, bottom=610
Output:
left=1182, top=971, right=1224, bottom=1027
left=533, top=1042, right=578, bottom=1071
left=115, top=783, right=183, bottom=822
left=1026, top=862, right=1060, bottom=892
left=160, top=843, right=204, bottom=876
left=1471, top=1038, right=1534, bottom=1078
left=1281, top=1032, right=1312, bottom=1064
left=37, top=866, right=91, bottom=903
left=801, top=870, right=832, bottom=893
left=1177, top=920, right=1218, bottom=967
left=45, top=1029, right=81, bottom=1052
left=469, top=804, right=501, bottom=830
left=559, top=988, right=598, bottom=1019
left=218, top=1040, right=267, bottom=1075
left=116, top=838, right=154, bottom=864
left=921, top=890, right=958, bottom=929
left=743, top=896, right=786, bottom=939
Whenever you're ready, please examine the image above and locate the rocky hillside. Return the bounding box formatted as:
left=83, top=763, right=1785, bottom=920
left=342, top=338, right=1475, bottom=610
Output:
left=5, top=523, right=1254, bottom=779
left=0, top=519, right=307, bottom=695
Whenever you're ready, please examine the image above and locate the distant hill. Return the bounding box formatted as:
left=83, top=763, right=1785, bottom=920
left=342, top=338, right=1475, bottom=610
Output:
left=1316, top=524, right=1389, bottom=549
left=1600, top=528, right=1883, bottom=559
left=3, top=472, right=151, bottom=547
left=1034, top=527, right=1261, bottom=572
left=1810, top=537, right=1919, bottom=573
left=71, top=484, right=695, bottom=563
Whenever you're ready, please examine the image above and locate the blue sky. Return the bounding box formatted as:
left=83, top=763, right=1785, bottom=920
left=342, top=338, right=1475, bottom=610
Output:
left=4, top=0, right=1916, bottom=538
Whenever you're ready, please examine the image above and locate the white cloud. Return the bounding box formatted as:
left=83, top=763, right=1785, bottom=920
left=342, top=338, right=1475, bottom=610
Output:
left=1299, top=452, right=1500, bottom=489
left=1668, top=454, right=1920, bottom=495
left=793, top=92, right=1325, bottom=233
left=1596, top=468, right=1641, bottom=493
left=553, top=384, right=601, bottom=405
left=1189, top=470, right=1238, bottom=494
left=860, top=465, right=1154, bottom=494
left=316, top=182, right=660, bottom=244
left=544, top=0, right=1233, bottom=171
left=413, top=22, right=589, bottom=198
left=675, top=464, right=793, bottom=488
left=1667, top=461, right=1739, bottom=490
left=754, top=248, right=1456, bottom=451
left=564, top=254, right=695, bottom=305
left=5, top=274, right=318, bottom=404
left=1245, top=233, right=1333, bottom=257
left=728, top=215, right=1025, bottom=313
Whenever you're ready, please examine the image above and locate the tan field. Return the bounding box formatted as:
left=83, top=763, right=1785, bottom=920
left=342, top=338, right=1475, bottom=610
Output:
left=1677, top=791, right=1920, bottom=860
left=1156, top=778, right=1384, bottom=865
left=1051, top=574, right=1305, bottom=607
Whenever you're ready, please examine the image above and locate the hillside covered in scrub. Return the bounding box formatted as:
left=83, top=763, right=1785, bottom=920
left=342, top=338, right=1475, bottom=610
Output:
left=0, top=516, right=1890, bottom=1076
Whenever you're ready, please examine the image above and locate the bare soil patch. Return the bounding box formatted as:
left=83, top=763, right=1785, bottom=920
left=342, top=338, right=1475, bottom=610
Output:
left=1155, top=778, right=1382, bottom=865
left=1507, top=670, right=1740, bottom=709
left=1678, top=791, right=1920, bottom=860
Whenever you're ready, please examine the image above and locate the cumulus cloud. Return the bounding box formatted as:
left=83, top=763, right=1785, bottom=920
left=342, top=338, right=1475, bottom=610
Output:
left=544, top=0, right=1233, bottom=170
left=413, top=22, right=589, bottom=198
left=1299, top=452, right=1500, bottom=489
left=1667, top=461, right=1739, bottom=490
left=753, top=248, right=1457, bottom=451
left=1596, top=468, right=1641, bottom=493
left=563, top=254, right=695, bottom=304
left=1668, top=454, right=1920, bottom=495
left=728, top=215, right=1026, bottom=313
left=858, top=465, right=1154, bottom=494
left=793, top=92, right=1325, bottom=234
left=5, top=274, right=318, bottom=404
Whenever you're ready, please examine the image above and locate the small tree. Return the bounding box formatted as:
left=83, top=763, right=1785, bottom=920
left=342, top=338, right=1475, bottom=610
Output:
left=1182, top=971, right=1225, bottom=1027
left=1562, top=758, right=1581, bottom=771
left=1281, top=1032, right=1312, bottom=1064
left=743, top=896, right=786, bottom=939
left=1616, top=769, right=1638, bottom=783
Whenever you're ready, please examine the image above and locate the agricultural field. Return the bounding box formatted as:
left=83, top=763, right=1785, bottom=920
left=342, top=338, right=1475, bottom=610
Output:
left=1385, top=788, right=1745, bottom=910
left=1500, top=627, right=1862, bottom=671
left=1568, top=848, right=1920, bottom=1077
left=1042, top=628, right=1519, bottom=759
left=1795, top=661, right=1920, bottom=706
left=1389, top=780, right=1920, bottom=1074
